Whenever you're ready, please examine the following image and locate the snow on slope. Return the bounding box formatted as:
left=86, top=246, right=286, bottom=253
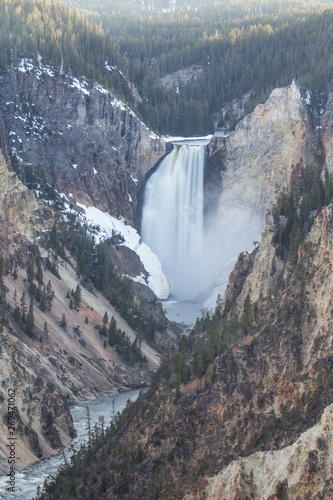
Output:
left=76, top=203, right=172, bottom=299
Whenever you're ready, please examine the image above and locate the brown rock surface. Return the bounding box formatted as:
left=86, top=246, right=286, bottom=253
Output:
left=0, top=67, right=171, bottom=227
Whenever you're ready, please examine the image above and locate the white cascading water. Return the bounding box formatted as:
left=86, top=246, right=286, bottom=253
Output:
left=141, top=144, right=206, bottom=300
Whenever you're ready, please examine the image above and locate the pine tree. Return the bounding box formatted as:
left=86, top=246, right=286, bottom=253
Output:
left=20, top=291, right=27, bottom=324
left=74, top=284, right=82, bottom=309
left=85, top=405, right=92, bottom=445
left=27, top=255, right=35, bottom=285
left=60, top=313, right=67, bottom=331
left=43, top=321, right=49, bottom=336
left=46, top=280, right=54, bottom=311
left=108, top=316, right=117, bottom=346
left=40, top=285, right=46, bottom=312
left=36, top=262, right=43, bottom=285
left=26, top=296, right=34, bottom=337
left=103, top=311, right=109, bottom=325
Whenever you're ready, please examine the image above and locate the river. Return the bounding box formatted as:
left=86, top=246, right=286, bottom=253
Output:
left=0, top=388, right=142, bottom=499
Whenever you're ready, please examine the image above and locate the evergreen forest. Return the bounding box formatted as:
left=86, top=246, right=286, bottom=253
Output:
left=1, top=0, right=333, bottom=135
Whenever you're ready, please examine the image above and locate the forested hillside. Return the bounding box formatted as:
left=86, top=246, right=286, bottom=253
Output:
left=1, top=0, right=333, bottom=135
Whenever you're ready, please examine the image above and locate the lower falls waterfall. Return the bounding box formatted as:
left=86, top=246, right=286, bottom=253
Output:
left=141, top=144, right=207, bottom=301
left=141, top=140, right=263, bottom=322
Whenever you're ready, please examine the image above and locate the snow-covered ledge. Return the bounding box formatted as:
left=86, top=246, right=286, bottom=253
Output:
left=75, top=203, right=172, bottom=299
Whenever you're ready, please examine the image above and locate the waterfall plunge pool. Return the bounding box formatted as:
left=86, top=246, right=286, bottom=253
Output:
left=141, top=139, right=262, bottom=327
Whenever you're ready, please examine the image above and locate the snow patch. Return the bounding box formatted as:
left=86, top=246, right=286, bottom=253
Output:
left=74, top=203, right=172, bottom=299
left=132, top=273, right=147, bottom=286
left=70, top=77, right=90, bottom=96
left=94, top=82, right=109, bottom=95
left=130, top=175, right=138, bottom=185
left=302, top=90, right=312, bottom=106
left=60, top=193, right=70, bottom=203
left=17, top=58, right=34, bottom=73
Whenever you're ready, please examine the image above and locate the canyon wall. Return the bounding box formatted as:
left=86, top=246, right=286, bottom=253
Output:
left=0, top=65, right=170, bottom=226
left=207, top=81, right=331, bottom=227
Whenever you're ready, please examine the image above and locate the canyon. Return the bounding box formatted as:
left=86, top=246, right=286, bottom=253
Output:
left=1, top=60, right=333, bottom=500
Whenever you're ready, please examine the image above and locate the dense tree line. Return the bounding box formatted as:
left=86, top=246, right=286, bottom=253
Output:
left=1, top=0, right=333, bottom=135
left=71, top=0, right=333, bottom=133
left=272, top=163, right=333, bottom=263
left=0, top=0, right=134, bottom=106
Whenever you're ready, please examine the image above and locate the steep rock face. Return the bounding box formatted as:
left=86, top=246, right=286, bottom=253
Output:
left=0, top=331, right=76, bottom=472
left=0, top=149, right=53, bottom=253
left=207, top=82, right=330, bottom=235
left=322, top=91, right=333, bottom=174
left=201, top=403, right=333, bottom=500
left=0, top=66, right=170, bottom=226
left=186, top=204, right=333, bottom=499
left=0, top=150, right=161, bottom=471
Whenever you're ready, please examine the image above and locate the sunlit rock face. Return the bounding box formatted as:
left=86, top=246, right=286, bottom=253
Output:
left=200, top=81, right=332, bottom=309
left=209, top=80, right=322, bottom=223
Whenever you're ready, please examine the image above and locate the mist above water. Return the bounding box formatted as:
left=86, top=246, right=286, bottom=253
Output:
left=141, top=142, right=263, bottom=306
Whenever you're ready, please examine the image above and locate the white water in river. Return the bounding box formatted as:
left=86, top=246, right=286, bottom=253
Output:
left=141, top=145, right=205, bottom=300
left=0, top=389, right=142, bottom=499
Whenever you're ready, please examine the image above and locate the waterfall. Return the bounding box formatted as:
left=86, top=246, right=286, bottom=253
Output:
left=141, top=144, right=206, bottom=299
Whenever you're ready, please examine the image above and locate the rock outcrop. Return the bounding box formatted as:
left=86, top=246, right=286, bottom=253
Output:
left=0, top=64, right=170, bottom=227
left=200, top=403, right=333, bottom=499
left=0, top=148, right=53, bottom=254
left=207, top=81, right=331, bottom=237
